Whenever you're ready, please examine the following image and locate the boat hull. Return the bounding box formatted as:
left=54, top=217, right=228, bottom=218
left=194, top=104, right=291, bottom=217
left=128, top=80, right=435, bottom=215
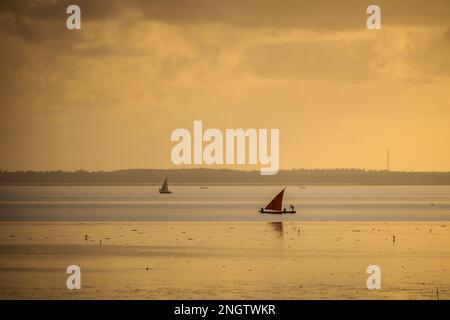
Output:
left=259, top=209, right=296, bottom=214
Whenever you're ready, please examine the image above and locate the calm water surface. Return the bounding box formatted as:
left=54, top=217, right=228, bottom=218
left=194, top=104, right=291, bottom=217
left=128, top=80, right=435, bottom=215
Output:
left=0, top=185, right=449, bottom=221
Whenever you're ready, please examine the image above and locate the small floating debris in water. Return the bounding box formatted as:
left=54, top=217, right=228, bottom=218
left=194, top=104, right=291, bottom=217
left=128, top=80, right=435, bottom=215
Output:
left=84, top=235, right=89, bottom=240
left=8, top=235, right=15, bottom=238
left=131, top=229, right=138, bottom=232
left=352, top=230, right=361, bottom=232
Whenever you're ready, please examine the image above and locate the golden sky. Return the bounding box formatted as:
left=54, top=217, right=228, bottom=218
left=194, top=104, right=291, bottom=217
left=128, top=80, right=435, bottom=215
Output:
left=0, top=0, right=449, bottom=171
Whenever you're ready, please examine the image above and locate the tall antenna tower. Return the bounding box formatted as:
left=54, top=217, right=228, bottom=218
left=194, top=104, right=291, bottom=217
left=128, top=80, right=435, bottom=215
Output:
left=386, top=149, right=390, bottom=171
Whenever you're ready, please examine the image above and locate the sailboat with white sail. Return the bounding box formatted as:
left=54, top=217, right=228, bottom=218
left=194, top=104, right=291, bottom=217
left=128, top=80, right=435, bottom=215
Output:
left=159, top=177, right=171, bottom=194
left=259, top=188, right=296, bottom=214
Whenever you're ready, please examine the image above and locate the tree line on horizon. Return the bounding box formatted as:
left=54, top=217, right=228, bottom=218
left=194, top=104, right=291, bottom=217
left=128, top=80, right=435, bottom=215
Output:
left=0, top=168, right=449, bottom=185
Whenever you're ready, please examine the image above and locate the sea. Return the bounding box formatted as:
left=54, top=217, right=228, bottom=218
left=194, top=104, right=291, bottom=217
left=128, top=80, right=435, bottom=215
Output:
left=0, top=185, right=449, bottom=222
left=0, top=185, right=450, bottom=222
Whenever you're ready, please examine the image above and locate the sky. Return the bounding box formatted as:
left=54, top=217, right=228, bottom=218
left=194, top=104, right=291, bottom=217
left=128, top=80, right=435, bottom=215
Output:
left=0, top=0, right=449, bottom=172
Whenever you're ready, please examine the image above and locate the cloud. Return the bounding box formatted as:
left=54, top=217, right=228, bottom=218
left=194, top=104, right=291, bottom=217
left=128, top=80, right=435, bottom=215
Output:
left=136, top=0, right=450, bottom=30
left=1, top=0, right=449, bottom=32
left=0, top=0, right=449, bottom=171
left=0, top=0, right=123, bottom=21
left=237, top=39, right=377, bottom=82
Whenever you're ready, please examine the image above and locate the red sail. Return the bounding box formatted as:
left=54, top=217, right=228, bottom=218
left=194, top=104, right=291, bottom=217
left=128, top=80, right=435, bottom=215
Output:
left=265, top=189, right=284, bottom=211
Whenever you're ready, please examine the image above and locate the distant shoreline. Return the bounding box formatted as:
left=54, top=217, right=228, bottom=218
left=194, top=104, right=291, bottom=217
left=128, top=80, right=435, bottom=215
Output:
left=1, top=168, right=450, bottom=185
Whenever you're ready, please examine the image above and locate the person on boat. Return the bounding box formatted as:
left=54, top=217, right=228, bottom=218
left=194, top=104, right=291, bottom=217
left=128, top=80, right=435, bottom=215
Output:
left=290, top=204, right=295, bottom=211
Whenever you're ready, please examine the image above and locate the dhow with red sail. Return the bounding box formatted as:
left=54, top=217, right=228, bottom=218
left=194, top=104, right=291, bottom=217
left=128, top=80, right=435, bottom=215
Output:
left=259, top=188, right=296, bottom=214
